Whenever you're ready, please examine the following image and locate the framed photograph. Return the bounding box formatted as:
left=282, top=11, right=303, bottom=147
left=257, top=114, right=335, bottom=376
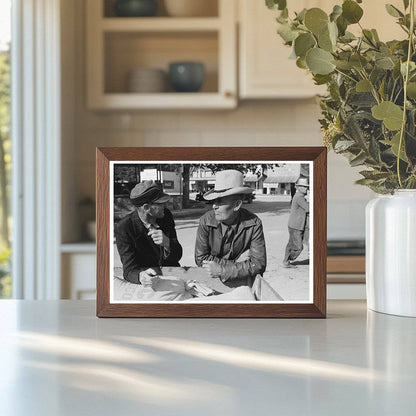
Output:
left=96, top=147, right=327, bottom=318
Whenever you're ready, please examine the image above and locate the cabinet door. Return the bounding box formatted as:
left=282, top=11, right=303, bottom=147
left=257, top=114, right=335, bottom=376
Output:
left=239, top=0, right=403, bottom=99
left=239, top=0, right=324, bottom=99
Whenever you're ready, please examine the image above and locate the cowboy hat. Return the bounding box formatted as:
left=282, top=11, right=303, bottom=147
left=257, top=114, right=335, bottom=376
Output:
left=203, top=170, right=254, bottom=201
left=130, top=180, right=171, bottom=206
left=295, top=177, right=309, bottom=188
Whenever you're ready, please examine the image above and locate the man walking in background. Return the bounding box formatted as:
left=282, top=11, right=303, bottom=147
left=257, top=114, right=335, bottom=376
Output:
left=195, top=170, right=267, bottom=288
left=115, top=180, right=183, bottom=285
left=283, top=177, right=309, bottom=268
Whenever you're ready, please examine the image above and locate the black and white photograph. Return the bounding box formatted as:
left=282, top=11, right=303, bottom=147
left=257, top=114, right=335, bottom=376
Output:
left=110, top=161, right=313, bottom=303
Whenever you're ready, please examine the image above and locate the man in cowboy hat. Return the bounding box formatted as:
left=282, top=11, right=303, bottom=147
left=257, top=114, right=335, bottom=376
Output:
left=194, top=170, right=267, bottom=288
left=115, top=180, right=183, bottom=285
left=283, top=176, right=309, bottom=268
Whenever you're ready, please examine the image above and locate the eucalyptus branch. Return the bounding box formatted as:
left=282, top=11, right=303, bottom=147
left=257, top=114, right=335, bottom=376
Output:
left=397, top=0, right=415, bottom=187
left=358, top=69, right=381, bottom=104
left=334, top=68, right=358, bottom=83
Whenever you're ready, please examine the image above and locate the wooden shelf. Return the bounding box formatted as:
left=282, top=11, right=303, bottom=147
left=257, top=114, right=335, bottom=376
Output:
left=101, top=17, right=221, bottom=32
left=89, top=92, right=235, bottom=110
left=327, top=256, right=365, bottom=274
left=61, top=242, right=96, bottom=253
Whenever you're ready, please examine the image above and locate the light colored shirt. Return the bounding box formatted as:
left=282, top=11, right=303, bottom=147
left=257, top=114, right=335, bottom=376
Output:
left=288, top=192, right=309, bottom=230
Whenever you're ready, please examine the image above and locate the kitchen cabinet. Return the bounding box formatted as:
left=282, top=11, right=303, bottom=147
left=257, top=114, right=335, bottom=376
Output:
left=239, top=0, right=327, bottom=99
left=86, top=0, right=237, bottom=109
left=238, top=0, right=405, bottom=99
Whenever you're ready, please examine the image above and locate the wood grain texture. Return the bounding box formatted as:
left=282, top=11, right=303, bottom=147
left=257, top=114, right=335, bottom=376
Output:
left=96, top=147, right=327, bottom=318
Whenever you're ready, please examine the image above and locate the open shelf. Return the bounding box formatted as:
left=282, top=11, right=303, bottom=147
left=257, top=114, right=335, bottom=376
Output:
left=104, top=31, right=218, bottom=94
left=86, top=0, right=236, bottom=109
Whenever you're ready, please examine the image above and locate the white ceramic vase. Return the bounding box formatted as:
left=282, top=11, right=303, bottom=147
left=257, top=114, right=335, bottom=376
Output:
left=366, top=190, right=416, bottom=317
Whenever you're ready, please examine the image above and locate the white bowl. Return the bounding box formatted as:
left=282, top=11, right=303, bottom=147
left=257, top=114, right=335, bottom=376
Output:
left=127, top=68, right=167, bottom=93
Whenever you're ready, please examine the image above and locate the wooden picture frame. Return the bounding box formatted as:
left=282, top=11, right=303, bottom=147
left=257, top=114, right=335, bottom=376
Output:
left=96, top=147, right=327, bottom=318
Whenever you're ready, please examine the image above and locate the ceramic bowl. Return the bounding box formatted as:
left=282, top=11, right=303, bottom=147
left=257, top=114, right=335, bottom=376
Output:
left=168, top=62, right=205, bottom=92
left=114, top=0, right=158, bottom=17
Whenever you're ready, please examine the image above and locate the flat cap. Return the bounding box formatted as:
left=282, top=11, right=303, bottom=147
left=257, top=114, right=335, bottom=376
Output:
left=130, top=180, right=171, bottom=206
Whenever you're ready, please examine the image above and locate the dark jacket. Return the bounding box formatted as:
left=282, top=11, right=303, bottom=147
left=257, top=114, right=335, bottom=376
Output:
left=115, top=209, right=182, bottom=284
left=195, top=208, right=266, bottom=287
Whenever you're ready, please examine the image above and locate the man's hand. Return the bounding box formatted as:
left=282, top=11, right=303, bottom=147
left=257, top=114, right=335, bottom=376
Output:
left=139, top=268, right=159, bottom=287
left=202, top=260, right=222, bottom=278
left=148, top=228, right=169, bottom=248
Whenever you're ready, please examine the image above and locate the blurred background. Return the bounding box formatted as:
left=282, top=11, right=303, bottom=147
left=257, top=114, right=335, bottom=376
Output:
left=1, top=0, right=405, bottom=300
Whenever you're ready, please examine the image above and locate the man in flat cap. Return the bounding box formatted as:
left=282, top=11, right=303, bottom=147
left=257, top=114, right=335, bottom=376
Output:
left=115, top=180, right=183, bottom=285
left=195, top=170, right=267, bottom=288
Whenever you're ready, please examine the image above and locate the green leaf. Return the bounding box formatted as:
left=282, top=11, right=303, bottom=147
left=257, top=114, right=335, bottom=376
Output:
left=342, top=0, right=363, bottom=24
left=371, top=29, right=380, bottom=42
left=375, top=56, right=395, bottom=70
left=401, top=61, right=416, bottom=76
left=330, top=5, right=343, bottom=22
left=369, top=136, right=381, bottom=162
left=306, top=48, right=335, bottom=75
left=333, top=59, right=353, bottom=70
left=334, top=139, right=356, bottom=152
left=385, top=4, right=404, bottom=18
left=372, top=101, right=404, bottom=130
left=295, top=8, right=307, bottom=22
left=382, top=132, right=409, bottom=162
left=304, top=8, right=329, bottom=35
left=336, top=15, right=348, bottom=36
left=296, top=57, right=307, bottom=69
left=403, top=0, right=410, bottom=10
left=407, top=82, right=416, bottom=99
left=277, top=23, right=299, bottom=42
left=350, top=152, right=368, bottom=167
left=266, top=0, right=287, bottom=11
left=294, top=33, right=315, bottom=57
left=359, top=170, right=391, bottom=180
left=328, top=21, right=338, bottom=45
left=350, top=53, right=368, bottom=69
left=363, top=29, right=375, bottom=44
left=318, top=31, right=334, bottom=52
left=356, top=79, right=372, bottom=92
left=339, top=31, right=356, bottom=42
left=355, top=178, right=377, bottom=185
left=313, top=74, right=332, bottom=85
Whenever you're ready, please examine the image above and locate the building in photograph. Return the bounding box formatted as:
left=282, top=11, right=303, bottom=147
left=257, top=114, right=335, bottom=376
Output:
left=263, top=164, right=302, bottom=195
left=140, top=168, right=182, bottom=195
left=190, top=167, right=216, bottom=193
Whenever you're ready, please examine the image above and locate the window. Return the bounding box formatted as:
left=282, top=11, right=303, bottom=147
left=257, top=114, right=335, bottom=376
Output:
left=0, top=0, right=11, bottom=298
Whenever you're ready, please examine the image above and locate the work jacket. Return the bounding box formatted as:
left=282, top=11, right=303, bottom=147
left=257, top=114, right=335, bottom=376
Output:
left=115, top=209, right=182, bottom=284
left=195, top=208, right=267, bottom=287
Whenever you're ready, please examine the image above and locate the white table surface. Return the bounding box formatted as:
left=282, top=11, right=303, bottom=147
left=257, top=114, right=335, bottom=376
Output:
left=1, top=300, right=415, bottom=416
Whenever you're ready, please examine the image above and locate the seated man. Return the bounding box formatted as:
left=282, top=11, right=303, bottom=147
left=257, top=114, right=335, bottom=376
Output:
left=115, top=180, right=183, bottom=285
left=195, top=170, right=267, bottom=288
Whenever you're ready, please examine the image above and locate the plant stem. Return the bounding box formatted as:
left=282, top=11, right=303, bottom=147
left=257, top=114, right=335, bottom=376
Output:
left=334, top=68, right=357, bottom=83
left=397, top=0, right=415, bottom=188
